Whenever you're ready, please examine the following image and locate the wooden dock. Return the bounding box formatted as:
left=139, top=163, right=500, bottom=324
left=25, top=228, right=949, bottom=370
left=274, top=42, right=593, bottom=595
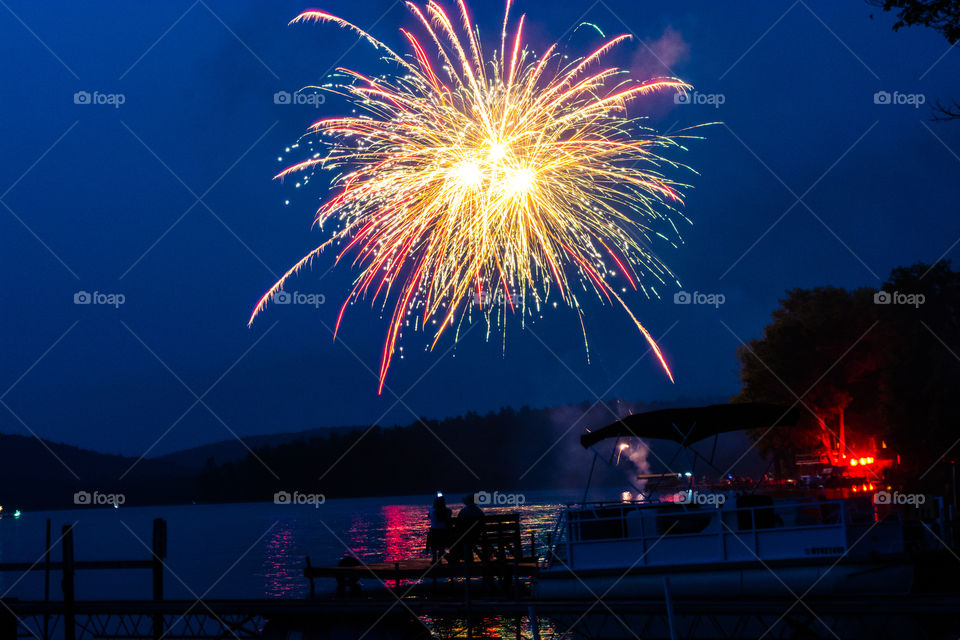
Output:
left=4, top=594, right=960, bottom=640
left=2, top=515, right=959, bottom=639
left=304, top=556, right=540, bottom=584
left=305, top=512, right=541, bottom=596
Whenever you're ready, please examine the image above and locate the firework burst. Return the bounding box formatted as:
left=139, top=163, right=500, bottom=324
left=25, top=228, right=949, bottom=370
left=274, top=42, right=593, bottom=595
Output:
left=251, top=0, right=701, bottom=392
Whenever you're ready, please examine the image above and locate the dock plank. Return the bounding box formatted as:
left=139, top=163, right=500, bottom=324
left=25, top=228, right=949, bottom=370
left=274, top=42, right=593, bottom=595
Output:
left=305, top=557, right=539, bottom=581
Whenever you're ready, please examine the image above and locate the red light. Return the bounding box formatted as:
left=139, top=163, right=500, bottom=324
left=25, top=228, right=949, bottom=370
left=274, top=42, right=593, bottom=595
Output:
left=850, top=459, right=858, bottom=466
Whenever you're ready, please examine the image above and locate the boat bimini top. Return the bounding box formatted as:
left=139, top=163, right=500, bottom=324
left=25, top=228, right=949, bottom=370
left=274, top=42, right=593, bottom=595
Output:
left=580, top=402, right=801, bottom=448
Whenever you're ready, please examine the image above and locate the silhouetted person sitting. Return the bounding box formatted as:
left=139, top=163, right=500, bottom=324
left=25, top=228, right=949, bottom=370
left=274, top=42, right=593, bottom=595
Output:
left=452, top=493, right=485, bottom=564
left=427, top=493, right=453, bottom=561
left=335, top=553, right=362, bottom=596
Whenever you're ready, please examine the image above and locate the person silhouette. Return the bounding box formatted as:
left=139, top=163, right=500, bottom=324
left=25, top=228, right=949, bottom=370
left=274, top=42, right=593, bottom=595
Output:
left=427, top=492, right=453, bottom=561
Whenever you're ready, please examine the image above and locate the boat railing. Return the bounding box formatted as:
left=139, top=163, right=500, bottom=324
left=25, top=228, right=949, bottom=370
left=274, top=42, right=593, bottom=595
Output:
left=561, top=494, right=826, bottom=510
left=549, top=498, right=909, bottom=569
left=545, top=508, right=569, bottom=568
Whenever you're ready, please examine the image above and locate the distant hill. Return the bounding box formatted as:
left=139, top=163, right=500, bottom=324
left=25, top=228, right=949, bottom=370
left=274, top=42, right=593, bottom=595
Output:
left=151, top=425, right=368, bottom=471
left=154, top=398, right=731, bottom=472
left=0, top=433, right=194, bottom=511
left=3, top=397, right=759, bottom=510
left=191, top=398, right=760, bottom=504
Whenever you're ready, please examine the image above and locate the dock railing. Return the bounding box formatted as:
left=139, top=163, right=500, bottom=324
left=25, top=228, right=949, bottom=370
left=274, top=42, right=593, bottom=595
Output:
left=0, top=518, right=167, bottom=640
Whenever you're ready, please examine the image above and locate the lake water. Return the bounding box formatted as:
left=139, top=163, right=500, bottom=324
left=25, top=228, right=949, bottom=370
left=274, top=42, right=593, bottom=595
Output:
left=0, top=489, right=613, bottom=601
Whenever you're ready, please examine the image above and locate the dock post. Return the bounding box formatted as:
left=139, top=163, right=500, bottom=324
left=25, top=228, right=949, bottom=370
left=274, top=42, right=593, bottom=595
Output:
left=152, top=519, right=166, bottom=640
left=527, top=605, right=541, bottom=640
left=0, top=600, right=20, bottom=640
left=662, top=576, right=677, bottom=640
left=305, top=556, right=315, bottom=599
left=464, top=556, right=471, bottom=611
left=394, top=561, right=401, bottom=589
left=43, top=520, right=51, bottom=600
left=0, top=602, right=18, bottom=640
left=61, top=525, right=75, bottom=640
left=43, top=519, right=51, bottom=640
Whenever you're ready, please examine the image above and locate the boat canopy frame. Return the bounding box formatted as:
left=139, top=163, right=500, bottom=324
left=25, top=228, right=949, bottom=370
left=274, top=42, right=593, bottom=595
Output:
left=580, top=403, right=801, bottom=449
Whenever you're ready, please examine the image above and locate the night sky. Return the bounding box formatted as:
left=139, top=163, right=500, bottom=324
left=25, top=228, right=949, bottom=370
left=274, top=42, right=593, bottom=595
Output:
left=1, top=1, right=958, bottom=456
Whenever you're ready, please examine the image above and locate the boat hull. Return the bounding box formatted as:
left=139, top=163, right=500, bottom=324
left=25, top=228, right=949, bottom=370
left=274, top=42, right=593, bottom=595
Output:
left=535, top=555, right=914, bottom=599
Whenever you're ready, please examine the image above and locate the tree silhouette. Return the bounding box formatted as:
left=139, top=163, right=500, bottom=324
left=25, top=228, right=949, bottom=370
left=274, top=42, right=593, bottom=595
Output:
left=733, top=286, right=884, bottom=477
left=868, top=0, right=960, bottom=120
left=736, top=261, right=960, bottom=485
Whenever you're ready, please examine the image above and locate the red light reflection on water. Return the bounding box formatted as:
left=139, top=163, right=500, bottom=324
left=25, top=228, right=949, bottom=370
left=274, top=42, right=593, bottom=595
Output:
left=342, top=505, right=430, bottom=562
left=345, top=512, right=376, bottom=560
left=261, top=521, right=301, bottom=598
left=382, top=505, right=429, bottom=561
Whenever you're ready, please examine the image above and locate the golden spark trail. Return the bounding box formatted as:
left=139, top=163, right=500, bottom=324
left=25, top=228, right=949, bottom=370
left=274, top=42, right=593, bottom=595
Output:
left=250, top=1, right=702, bottom=393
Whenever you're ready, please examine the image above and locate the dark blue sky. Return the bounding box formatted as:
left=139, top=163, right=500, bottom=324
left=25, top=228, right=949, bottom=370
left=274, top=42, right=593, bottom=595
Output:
left=1, top=1, right=958, bottom=456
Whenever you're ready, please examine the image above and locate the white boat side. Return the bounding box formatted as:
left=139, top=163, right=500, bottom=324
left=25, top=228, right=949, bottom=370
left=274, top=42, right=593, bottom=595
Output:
left=536, top=495, right=916, bottom=598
